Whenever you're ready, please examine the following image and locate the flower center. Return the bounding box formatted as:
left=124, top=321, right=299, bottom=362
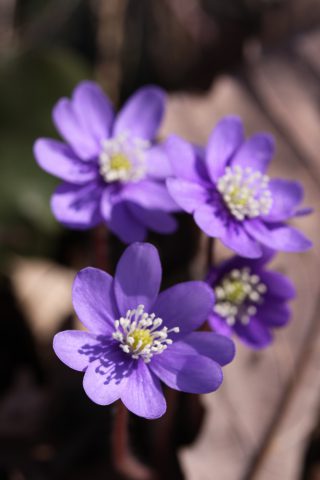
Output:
left=217, top=166, right=273, bottom=221
left=109, top=153, right=132, bottom=172
left=214, top=268, right=267, bottom=326
left=99, top=132, right=149, bottom=183
left=112, top=304, right=180, bottom=363
left=131, top=329, right=153, bottom=351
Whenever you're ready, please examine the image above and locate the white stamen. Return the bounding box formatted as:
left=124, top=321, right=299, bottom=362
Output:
left=112, top=304, right=179, bottom=363
left=214, top=268, right=267, bottom=326
left=217, top=166, right=273, bottom=221
left=99, top=131, right=149, bottom=183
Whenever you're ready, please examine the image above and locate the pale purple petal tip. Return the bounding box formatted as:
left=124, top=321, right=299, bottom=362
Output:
left=51, top=182, right=102, bottom=229
left=245, top=220, right=312, bottom=252
left=263, top=179, right=304, bottom=222
left=83, top=348, right=132, bottom=406
left=34, top=138, right=98, bottom=184
left=231, top=133, right=275, bottom=173
left=53, top=330, right=97, bottom=371
left=53, top=98, right=99, bottom=160
left=206, top=115, right=244, bottom=181
left=167, top=178, right=209, bottom=214
left=180, top=331, right=236, bottom=366
left=152, top=281, right=214, bottom=338
left=72, top=80, right=114, bottom=143
left=122, top=180, right=179, bottom=213
left=121, top=361, right=166, bottom=419
left=114, top=242, right=162, bottom=314
left=151, top=346, right=223, bottom=394
left=166, top=135, right=208, bottom=183
left=114, top=86, right=166, bottom=140
left=72, top=267, right=118, bottom=334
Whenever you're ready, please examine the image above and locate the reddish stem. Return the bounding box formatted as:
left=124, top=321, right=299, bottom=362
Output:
left=112, top=403, right=155, bottom=480
left=93, top=225, right=109, bottom=271
left=207, top=236, right=214, bottom=268
left=112, top=401, right=128, bottom=466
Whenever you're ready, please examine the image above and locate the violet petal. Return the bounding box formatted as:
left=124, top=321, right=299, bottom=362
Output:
left=114, top=86, right=165, bottom=140
left=108, top=202, right=147, bottom=243
left=51, top=182, right=102, bottom=229
left=259, top=270, right=296, bottom=300
left=207, top=312, right=233, bottom=337
left=166, top=135, right=208, bottom=183
left=146, top=143, right=173, bottom=180
left=233, top=317, right=273, bottom=349
left=122, top=179, right=179, bottom=212
left=152, top=281, right=214, bottom=338
left=121, top=361, right=166, bottom=419
left=206, top=116, right=244, bottom=181
left=83, top=348, right=132, bottom=406
left=150, top=346, right=223, bottom=393
left=167, top=178, right=209, bottom=214
left=221, top=222, right=262, bottom=258
left=73, top=267, right=119, bottom=334
left=180, top=331, right=235, bottom=366
left=231, top=133, right=274, bottom=173
left=114, top=243, right=162, bottom=314
left=194, top=204, right=228, bottom=238
left=34, top=138, right=98, bottom=184
left=128, top=203, right=178, bottom=234
left=72, top=80, right=114, bottom=143
left=53, top=98, right=99, bottom=160
left=245, top=219, right=312, bottom=252
left=53, top=330, right=97, bottom=371
left=263, top=179, right=304, bottom=222
left=258, top=302, right=291, bottom=327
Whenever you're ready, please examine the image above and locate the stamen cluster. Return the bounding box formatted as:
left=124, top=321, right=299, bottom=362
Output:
left=99, top=132, right=149, bottom=183
left=217, top=166, right=273, bottom=221
left=214, top=268, right=267, bottom=326
left=112, top=304, right=180, bottom=363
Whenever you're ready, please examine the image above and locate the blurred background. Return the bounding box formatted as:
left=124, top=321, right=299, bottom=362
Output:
left=0, top=0, right=320, bottom=479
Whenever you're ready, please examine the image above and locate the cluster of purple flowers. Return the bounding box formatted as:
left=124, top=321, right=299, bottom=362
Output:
left=35, top=81, right=311, bottom=418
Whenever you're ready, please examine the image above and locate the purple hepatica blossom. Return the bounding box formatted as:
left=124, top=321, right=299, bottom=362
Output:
left=34, top=81, right=178, bottom=243
left=53, top=243, right=235, bottom=419
left=206, top=251, right=295, bottom=349
left=166, top=116, right=312, bottom=258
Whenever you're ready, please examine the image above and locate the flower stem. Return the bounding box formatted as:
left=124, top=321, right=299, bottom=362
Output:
left=112, top=401, right=155, bottom=480
left=94, top=225, right=109, bottom=271
left=207, top=236, right=214, bottom=268
left=112, top=401, right=128, bottom=469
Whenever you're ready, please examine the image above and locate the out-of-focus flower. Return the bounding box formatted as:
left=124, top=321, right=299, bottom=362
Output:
left=53, top=243, right=235, bottom=419
left=166, top=116, right=312, bottom=258
left=34, top=82, right=178, bottom=243
left=206, top=250, right=295, bottom=349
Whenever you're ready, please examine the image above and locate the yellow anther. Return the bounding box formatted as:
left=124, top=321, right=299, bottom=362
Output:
left=224, top=280, right=247, bottom=305
left=131, top=329, right=152, bottom=351
left=109, top=153, right=131, bottom=172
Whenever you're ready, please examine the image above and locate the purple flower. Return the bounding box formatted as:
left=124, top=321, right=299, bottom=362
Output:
left=166, top=116, right=312, bottom=258
left=206, top=250, right=295, bottom=349
left=53, top=243, right=235, bottom=419
left=34, top=81, right=178, bottom=243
